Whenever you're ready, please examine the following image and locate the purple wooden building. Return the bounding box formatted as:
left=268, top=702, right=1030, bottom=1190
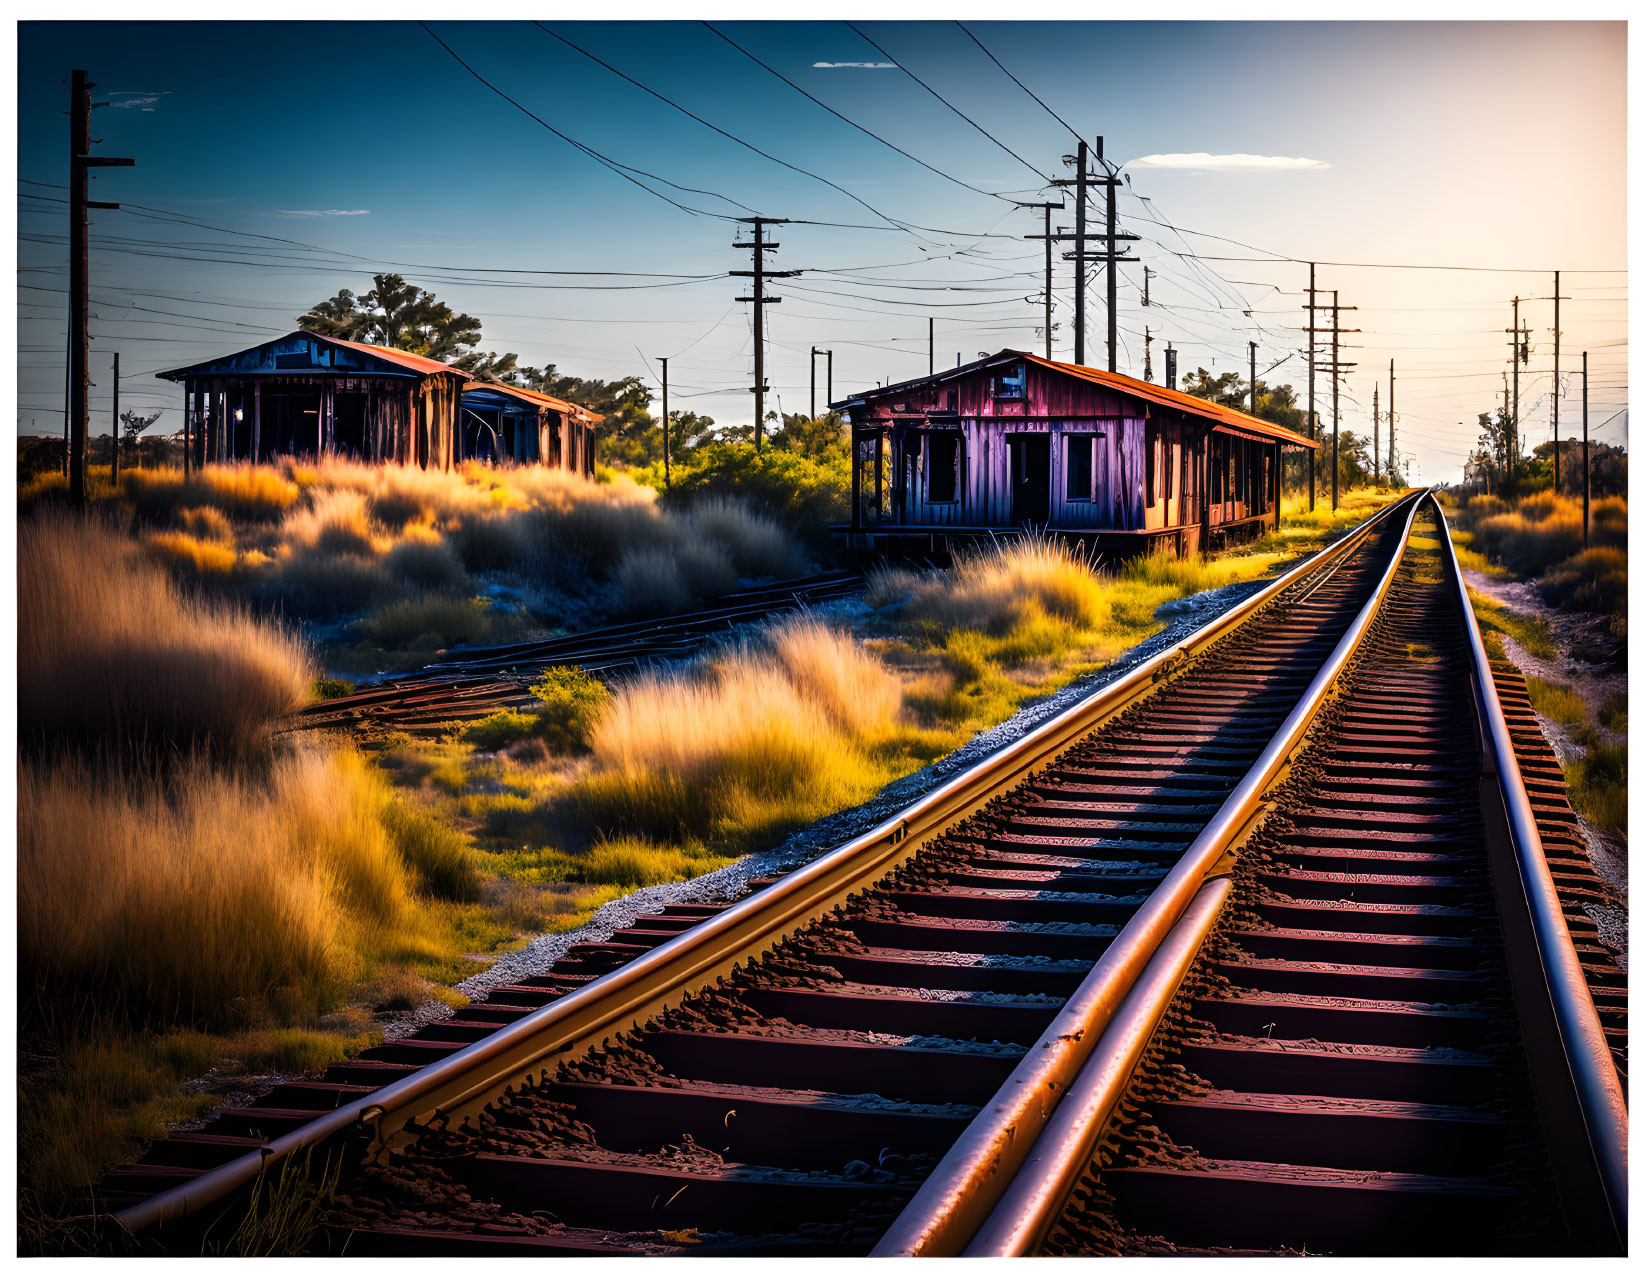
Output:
left=835, top=351, right=1318, bottom=557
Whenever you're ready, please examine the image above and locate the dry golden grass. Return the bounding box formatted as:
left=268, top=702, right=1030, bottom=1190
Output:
left=1464, top=492, right=1626, bottom=578
left=574, top=615, right=905, bottom=846
left=20, top=513, right=312, bottom=762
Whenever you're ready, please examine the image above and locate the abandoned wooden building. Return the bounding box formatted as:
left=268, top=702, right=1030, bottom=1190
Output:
left=156, top=331, right=472, bottom=470
left=459, top=382, right=602, bottom=477
left=834, top=350, right=1319, bottom=556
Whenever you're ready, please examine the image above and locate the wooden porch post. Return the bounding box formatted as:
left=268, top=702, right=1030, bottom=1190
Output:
left=850, top=423, right=862, bottom=533
left=321, top=380, right=335, bottom=457
left=250, top=382, right=262, bottom=462
left=1198, top=427, right=1211, bottom=554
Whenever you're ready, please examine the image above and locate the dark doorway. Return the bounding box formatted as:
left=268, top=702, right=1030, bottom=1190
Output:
left=1010, top=435, right=1051, bottom=524
left=335, top=392, right=368, bottom=458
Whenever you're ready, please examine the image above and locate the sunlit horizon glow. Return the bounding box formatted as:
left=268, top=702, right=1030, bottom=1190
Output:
left=15, top=19, right=1628, bottom=485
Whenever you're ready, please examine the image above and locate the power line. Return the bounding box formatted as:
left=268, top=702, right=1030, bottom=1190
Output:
left=845, top=22, right=1051, bottom=184
left=954, top=21, right=1084, bottom=145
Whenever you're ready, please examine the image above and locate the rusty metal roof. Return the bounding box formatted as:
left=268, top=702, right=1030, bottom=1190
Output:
left=1017, top=353, right=1319, bottom=450
left=837, top=349, right=1319, bottom=451
left=313, top=332, right=474, bottom=380
left=462, top=380, right=604, bottom=424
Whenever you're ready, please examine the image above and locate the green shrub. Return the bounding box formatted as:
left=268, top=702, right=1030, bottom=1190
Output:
left=1598, top=693, right=1627, bottom=733
left=1568, top=742, right=1627, bottom=832
left=312, top=678, right=357, bottom=701
left=354, top=594, right=489, bottom=650
left=529, top=667, right=611, bottom=751
left=462, top=709, right=541, bottom=752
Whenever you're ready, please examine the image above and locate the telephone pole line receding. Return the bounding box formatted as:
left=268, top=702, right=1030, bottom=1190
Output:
left=67, top=68, right=134, bottom=506
left=658, top=356, right=670, bottom=489
left=731, top=217, right=799, bottom=452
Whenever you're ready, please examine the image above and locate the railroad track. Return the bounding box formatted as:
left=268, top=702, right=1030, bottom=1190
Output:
left=298, top=570, right=865, bottom=734
left=103, top=493, right=1625, bottom=1256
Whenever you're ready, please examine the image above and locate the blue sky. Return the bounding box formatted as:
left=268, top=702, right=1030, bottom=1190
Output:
left=16, top=19, right=1628, bottom=482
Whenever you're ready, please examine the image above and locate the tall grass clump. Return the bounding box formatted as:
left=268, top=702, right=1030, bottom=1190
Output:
left=883, top=534, right=1111, bottom=640
left=574, top=615, right=904, bottom=847
left=1467, top=492, right=1626, bottom=577
left=20, top=513, right=311, bottom=763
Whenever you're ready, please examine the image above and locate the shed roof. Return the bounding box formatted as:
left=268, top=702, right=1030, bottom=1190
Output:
left=462, top=380, right=605, bottom=424
left=839, top=349, right=1319, bottom=451
left=154, top=329, right=474, bottom=382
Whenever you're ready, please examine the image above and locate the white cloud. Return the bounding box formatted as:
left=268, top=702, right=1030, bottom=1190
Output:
left=110, top=91, right=170, bottom=109
left=275, top=208, right=372, bottom=217
left=1127, top=152, right=1330, bottom=171
left=813, top=61, right=897, bottom=69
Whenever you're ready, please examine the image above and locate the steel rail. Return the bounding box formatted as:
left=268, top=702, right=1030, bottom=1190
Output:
left=110, top=492, right=1419, bottom=1239
left=872, top=491, right=1425, bottom=1257
left=1430, top=499, right=1628, bottom=1248
left=948, top=493, right=1626, bottom=1257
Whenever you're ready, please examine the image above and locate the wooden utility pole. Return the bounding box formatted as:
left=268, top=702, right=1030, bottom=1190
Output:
left=1305, top=284, right=1357, bottom=510
left=67, top=69, right=133, bottom=506
left=1552, top=270, right=1561, bottom=493
left=928, top=316, right=934, bottom=377
left=1582, top=350, right=1590, bottom=545
left=1143, top=265, right=1153, bottom=307
left=111, top=350, right=120, bottom=483
left=658, top=356, right=670, bottom=489
left=825, top=349, right=833, bottom=407
left=1306, top=263, right=1317, bottom=510
left=1372, top=382, right=1380, bottom=481
left=1248, top=341, right=1257, bottom=414
left=731, top=217, right=798, bottom=452
left=1144, top=326, right=1153, bottom=383
left=1508, top=296, right=1530, bottom=469
left=809, top=346, right=819, bottom=420
left=1388, top=358, right=1396, bottom=483
left=1022, top=199, right=1064, bottom=361
left=1043, top=140, right=1135, bottom=369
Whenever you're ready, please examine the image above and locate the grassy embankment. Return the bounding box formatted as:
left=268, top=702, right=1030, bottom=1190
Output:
left=1438, top=490, right=1627, bottom=834
left=20, top=460, right=808, bottom=674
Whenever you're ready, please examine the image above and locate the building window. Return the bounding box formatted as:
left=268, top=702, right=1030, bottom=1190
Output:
left=991, top=363, right=1026, bottom=399
left=926, top=432, right=959, bottom=503
left=1066, top=434, right=1094, bottom=500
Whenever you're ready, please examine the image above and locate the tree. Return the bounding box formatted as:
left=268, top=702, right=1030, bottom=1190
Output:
left=770, top=411, right=848, bottom=460
left=1180, top=367, right=1307, bottom=433
left=120, top=408, right=163, bottom=468
left=298, top=273, right=483, bottom=361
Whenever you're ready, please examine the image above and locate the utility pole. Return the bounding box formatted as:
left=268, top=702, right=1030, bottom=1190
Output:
left=731, top=217, right=798, bottom=452
left=1304, top=283, right=1357, bottom=510
left=826, top=349, right=833, bottom=408
left=1043, top=138, right=1135, bottom=368
left=1552, top=270, right=1561, bottom=494
left=1019, top=200, right=1062, bottom=361
left=1144, top=327, right=1153, bottom=383
left=1372, top=382, right=1380, bottom=482
left=1508, top=296, right=1530, bottom=469
left=1164, top=343, right=1177, bottom=390
left=1306, top=263, right=1317, bottom=510
left=1248, top=341, right=1257, bottom=415
left=111, top=350, right=120, bottom=483
left=1388, top=358, right=1396, bottom=483
left=68, top=69, right=133, bottom=506
left=658, top=356, right=670, bottom=489
left=1582, top=350, right=1590, bottom=545
left=809, top=346, right=819, bottom=420
left=928, top=316, right=934, bottom=377
left=1142, top=265, right=1153, bottom=308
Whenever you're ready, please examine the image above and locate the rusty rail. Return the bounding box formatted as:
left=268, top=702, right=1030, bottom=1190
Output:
left=936, top=493, right=1625, bottom=1256
left=871, top=490, right=1425, bottom=1257
left=110, top=493, right=1420, bottom=1239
